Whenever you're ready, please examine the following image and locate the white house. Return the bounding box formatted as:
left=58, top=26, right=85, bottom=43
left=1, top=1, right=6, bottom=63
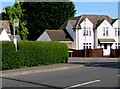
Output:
left=0, top=20, right=21, bottom=41
left=37, top=15, right=120, bottom=56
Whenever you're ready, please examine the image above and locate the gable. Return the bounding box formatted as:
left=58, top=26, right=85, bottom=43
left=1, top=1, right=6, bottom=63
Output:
left=37, top=31, right=51, bottom=41
left=80, top=18, right=93, bottom=28
left=112, top=19, right=120, bottom=27
left=59, top=15, right=113, bottom=31
left=97, top=19, right=113, bottom=30
left=0, top=29, right=11, bottom=41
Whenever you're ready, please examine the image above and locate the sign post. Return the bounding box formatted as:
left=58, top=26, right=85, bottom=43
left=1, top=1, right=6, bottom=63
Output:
left=13, top=19, right=19, bottom=51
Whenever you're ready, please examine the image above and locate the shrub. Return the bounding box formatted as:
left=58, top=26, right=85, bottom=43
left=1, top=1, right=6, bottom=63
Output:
left=2, top=41, right=68, bottom=70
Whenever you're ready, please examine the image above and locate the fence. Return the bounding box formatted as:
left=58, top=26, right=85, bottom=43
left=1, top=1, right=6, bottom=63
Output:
left=110, top=49, right=120, bottom=57
left=69, top=48, right=103, bottom=57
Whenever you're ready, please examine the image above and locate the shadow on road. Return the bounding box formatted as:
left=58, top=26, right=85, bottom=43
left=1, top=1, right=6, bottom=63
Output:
left=69, top=62, right=120, bottom=69
left=2, top=77, right=63, bottom=89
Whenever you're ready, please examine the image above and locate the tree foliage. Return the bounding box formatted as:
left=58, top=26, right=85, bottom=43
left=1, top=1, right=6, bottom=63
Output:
left=21, top=2, right=76, bottom=40
left=2, top=3, right=29, bottom=40
left=2, top=2, right=76, bottom=40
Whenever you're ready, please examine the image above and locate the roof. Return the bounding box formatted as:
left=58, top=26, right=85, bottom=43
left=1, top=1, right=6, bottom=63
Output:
left=46, top=29, right=72, bottom=41
left=112, top=18, right=119, bottom=24
left=9, top=35, right=21, bottom=41
left=98, top=39, right=115, bottom=43
left=59, top=14, right=118, bottom=30
left=0, top=20, right=11, bottom=34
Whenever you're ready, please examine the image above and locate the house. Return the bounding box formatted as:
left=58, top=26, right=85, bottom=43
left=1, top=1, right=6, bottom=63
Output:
left=0, top=20, right=21, bottom=41
left=37, top=15, right=120, bottom=56
left=37, top=29, right=73, bottom=48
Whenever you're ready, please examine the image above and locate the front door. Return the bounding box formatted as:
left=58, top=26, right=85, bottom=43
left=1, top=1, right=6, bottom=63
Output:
left=103, top=43, right=111, bottom=56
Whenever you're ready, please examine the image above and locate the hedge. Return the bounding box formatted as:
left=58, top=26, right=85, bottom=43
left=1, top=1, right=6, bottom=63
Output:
left=2, top=41, right=68, bottom=70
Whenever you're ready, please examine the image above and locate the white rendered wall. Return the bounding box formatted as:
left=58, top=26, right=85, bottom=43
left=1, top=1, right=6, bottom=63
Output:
left=0, top=29, right=11, bottom=41
left=36, top=31, right=51, bottom=41
left=112, top=19, right=120, bottom=49
left=78, top=18, right=94, bottom=50
left=97, top=20, right=116, bottom=49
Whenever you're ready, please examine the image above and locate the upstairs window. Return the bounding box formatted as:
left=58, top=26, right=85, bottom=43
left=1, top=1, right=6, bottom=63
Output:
left=118, top=30, right=120, bottom=36
left=115, top=30, right=117, bottom=36
left=103, top=27, right=109, bottom=36
left=83, top=27, right=92, bottom=36
left=114, top=28, right=120, bottom=36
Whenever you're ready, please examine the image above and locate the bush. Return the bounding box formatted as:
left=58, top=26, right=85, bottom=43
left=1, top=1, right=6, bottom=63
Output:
left=2, top=41, right=68, bottom=70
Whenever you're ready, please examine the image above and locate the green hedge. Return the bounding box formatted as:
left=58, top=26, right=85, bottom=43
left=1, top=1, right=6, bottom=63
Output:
left=2, top=41, right=68, bottom=70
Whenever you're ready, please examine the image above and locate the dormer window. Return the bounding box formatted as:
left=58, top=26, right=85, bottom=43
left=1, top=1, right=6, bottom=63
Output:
left=72, top=28, right=76, bottom=32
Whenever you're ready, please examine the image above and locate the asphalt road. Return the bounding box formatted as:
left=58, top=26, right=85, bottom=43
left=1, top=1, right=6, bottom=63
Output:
left=2, top=59, right=120, bottom=89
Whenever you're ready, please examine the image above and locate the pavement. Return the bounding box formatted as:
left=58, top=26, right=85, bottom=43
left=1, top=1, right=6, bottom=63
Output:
left=2, top=57, right=119, bottom=77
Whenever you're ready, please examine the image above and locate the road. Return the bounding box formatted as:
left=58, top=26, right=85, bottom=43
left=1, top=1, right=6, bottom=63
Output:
left=2, top=59, right=120, bottom=89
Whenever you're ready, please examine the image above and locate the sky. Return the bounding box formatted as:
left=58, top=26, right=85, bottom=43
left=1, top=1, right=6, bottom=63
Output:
left=1, top=1, right=119, bottom=19
left=74, top=2, right=118, bottom=19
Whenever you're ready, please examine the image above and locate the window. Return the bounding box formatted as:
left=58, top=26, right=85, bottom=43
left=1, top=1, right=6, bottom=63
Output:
left=83, top=43, right=92, bottom=49
left=83, top=30, right=85, bottom=36
left=89, top=30, right=91, bottom=36
left=83, top=46, right=85, bottom=49
left=86, top=30, right=88, bottom=35
left=83, top=27, right=92, bottom=36
left=115, top=30, right=117, bottom=36
left=118, top=30, right=120, bottom=36
left=103, top=27, right=109, bottom=36
left=118, top=46, right=120, bottom=49
left=89, top=46, right=91, bottom=49
left=106, top=30, right=108, bottom=36
left=115, top=43, right=120, bottom=49
left=103, top=30, right=105, bottom=36
left=72, top=29, right=76, bottom=32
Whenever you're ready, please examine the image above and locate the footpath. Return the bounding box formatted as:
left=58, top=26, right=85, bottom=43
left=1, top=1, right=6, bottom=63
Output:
left=2, top=57, right=119, bottom=77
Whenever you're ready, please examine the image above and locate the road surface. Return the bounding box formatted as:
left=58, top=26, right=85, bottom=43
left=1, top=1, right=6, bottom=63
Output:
left=2, top=59, right=120, bottom=89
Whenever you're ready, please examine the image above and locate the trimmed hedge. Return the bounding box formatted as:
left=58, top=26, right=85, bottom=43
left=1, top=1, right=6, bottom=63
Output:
left=2, top=41, right=68, bottom=70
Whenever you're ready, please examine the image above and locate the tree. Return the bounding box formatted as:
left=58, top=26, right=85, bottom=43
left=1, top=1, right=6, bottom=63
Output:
left=3, top=3, right=29, bottom=40
left=21, top=2, right=76, bottom=40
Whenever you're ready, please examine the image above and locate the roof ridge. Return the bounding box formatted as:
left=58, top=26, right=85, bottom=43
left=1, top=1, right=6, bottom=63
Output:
left=46, top=29, right=63, bottom=31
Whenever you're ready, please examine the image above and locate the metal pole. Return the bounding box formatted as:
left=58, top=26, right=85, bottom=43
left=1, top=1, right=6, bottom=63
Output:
left=84, top=19, right=86, bottom=57
left=13, top=23, right=15, bottom=39
left=13, top=19, right=19, bottom=51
